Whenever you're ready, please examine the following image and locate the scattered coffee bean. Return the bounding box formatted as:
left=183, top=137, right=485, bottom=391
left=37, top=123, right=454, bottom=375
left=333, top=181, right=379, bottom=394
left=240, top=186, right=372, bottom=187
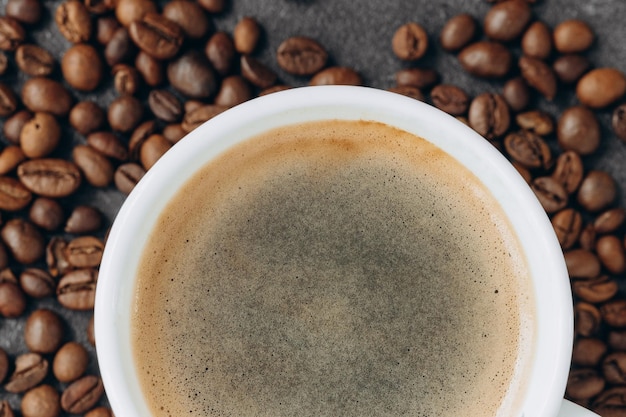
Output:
left=552, top=150, right=584, bottom=195
left=554, top=19, right=594, bottom=53
left=24, top=309, right=64, bottom=353
left=430, top=84, right=469, bottom=115
left=215, top=75, right=253, bottom=107
left=0, top=146, right=25, bottom=175
left=573, top=275, right=619, bottom=304
left=135, top=50, right=164, bottom=86
left=388, top=85, right=424, bottom=101
left=504, top=130, right=552, bottom=169
left=0, top=280, right=26, bottom=317
left=65, top=206, right=103, bottom=234
left=240, top=55, right=277, bottom=88
left=60, top=375, right=104, bottom=414
left=0, top=52, right=6, bottom=75
left=392, top=22, right=428, bottom=61
left=516, top=110, right=554, bottom=136
left=572, top=338, right=608, bottom=367
left=198, top=0, right=224, bottom=12
left=70, top=101, right=106, bottom=135
left=53, top=342, right=89, bottom=383
left=115, top=0, right=156, bottom=27
left=140, top=134, right=172, bottom=170
left=0, top=83, right=18, bottom=117
left=96, top=16, right=119, bottom=44
left=85, top=407, right=113, bottom=417
left=395, top=68, right=439, bottom=89
left=1, top=219, right=44, bottom=264
left=4, top=353, right=49, bottom=393
left=521, top=21, right=552, bottom=60
left=104, top=27, right=134, bottom=66
left=557, top=106, right=600, bottom=156
left=0, top=177, right=32, bottom=211
left=205, top=31, right=235, bottom=76
left=20, top=112, right=61, bottom=158
left=87, top=315, right=95, bottom=346
left=62, top=44, right=104, bottom=91
left=129, top=12, right=183, bottom=60
left=592, top=387, right=626, bottom=417
left=163, top=0, right=209, bottom=40
left=596, top=235, right=626, bottom=274
left=114, top=163, right=146, bottom=194
left=57, top=269, right=98, bottom=310
left=0, top=16, right=25, bottom=51
left=575, top=302, right=602, bottom=337
left=468, top=92, right=510, bottom=139
left=167, top=51, right=217, bottom=98
left=277, top=36, right=328, bottom=75
left=601, top=300, right=626, bottom=328
left=19, top=268, right=56, bottom=299
left=577, top=170, right=617, bottom=213
left=3, top=110, right=33, bottom=144
left=458, top=41, right=511, bottom=78
left=108, top=95, right=144, bottom=133
left=502, top=77, right=529, bottom=112
left=608, top=331, right=626, bottom=351
left=613, top=104, right=626, bottom=142
left=113, top=64, right=141, bottom=95
left=552, top=208, right=582, bottom=250
left=84, top=0, right=112, bottom=15
left=6, top=0, right=42, bottom=25
left=483, top=0, right=531, bottom=41
left=0, top=348, right=8, bottom=383
left=0, top=401, right=13, bottom=417
left=531, top=176, right=568, bottom=214
left=439, top=13, right=476, bottom=52
left=233, top=16, right=261, bottom=54
left=519, top=55, right=557, bottom=100
left=65, top=236, right=104, bottom=268
left=595, top=208, right=626, bottom=234
left=566, top=368, right=605, bottom=401
left=29, top=198, right=64, bottom=231
left=21, top=384, right=61, bottom=417
left=553, top=54, right=590, bottom=84
left=15, top=44, right=55, bottom=76
left=46, top=237, right=72, bottom=278
left=18, top=159, right=82, bottom=198
left=564, top=248, right=601, bottom=279
left=310, top=66, right=362, bottom=86
left=21, top=77, right=73, bottom=117
left=579, top=223, right=597, bottom=252
left=163, top=123, right=187, bottom=143
left=87, top=132, right=128, bottom=161
left=576, top=68, right=626, bottom=108
left=55, top=0, right=92, bottom=44
left=128, top=120, right=158, bottom=159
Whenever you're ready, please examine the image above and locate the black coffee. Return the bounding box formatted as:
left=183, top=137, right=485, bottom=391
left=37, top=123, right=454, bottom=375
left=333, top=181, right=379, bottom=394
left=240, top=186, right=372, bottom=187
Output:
left=132, top=120, right=535, bottom=417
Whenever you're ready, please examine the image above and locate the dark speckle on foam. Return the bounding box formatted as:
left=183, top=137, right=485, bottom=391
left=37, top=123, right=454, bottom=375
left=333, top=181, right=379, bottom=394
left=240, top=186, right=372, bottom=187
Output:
left=132, top=120, right=534, bottom=417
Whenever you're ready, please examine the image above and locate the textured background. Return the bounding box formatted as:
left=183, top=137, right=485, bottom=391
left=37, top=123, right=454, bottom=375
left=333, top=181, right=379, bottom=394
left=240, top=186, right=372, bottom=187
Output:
left=1, top=0, right=626, bottom=414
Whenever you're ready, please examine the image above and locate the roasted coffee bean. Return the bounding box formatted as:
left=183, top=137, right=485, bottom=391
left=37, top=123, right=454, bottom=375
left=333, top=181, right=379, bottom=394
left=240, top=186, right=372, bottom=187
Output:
left=96, top=16, right=119, bottom=44
left=430, top=84, right=469, bottom=116
left=0, top=52, right=6, bottom=75
left=18, top=159, right=81, bottom=198
left=148, top=89, right=183, bottom=122
left=233, top=16, right=260, bottom=54
left=163, top=123, right=186, bottom=143
left=21, top=384, right=61, bottom=417
left=113, top=64, right=140, bottom=95
left=566, top=368, right=605, bottom=400
left=55, top=1, right=92, bottom=43
left=554, top=145, right=586, bottom=188
left=108, top=95, right=144, bottom=133
left=483, top=0, right=531, bottom=41
left=458, top=41, right=511, bottom=78
left=104, top=27, right=134, bottom=66
left=579, top=223, right=597, bottom=252
left=502, top=77, right=529, bottom=112
left=515, top=110, right=554, bottom=136
left=15, top=44, right=55, bottom=76
left=596, top=235, right=626, bottom=274
left=47, top=238, right=72, bottom=278
left=128, top=120, right=157, bottom=159
left=572, top=338, right=607, bottom=367
left=84, top=0, right=113, bottom=15
left=140, top=134, right=172, bottom=170
left=577, top=170, right=617, bottom=213
left=1, top=219, right=44, bottom=264
left=551, top=208, right=582, bottom=250
left=388, top=86, right=424, bottom=101
left=129, top=13, right=183, bottom=60
left=4, top=110, right=32, bottom=144
left=557, top=106, right=600, bottom=155
left=182, top=104, right=228, bottom=133
left=72, top=145, right=114, bottom=187
left=115, top=0, right=156, bottom=27
left=65, top=206, right=103, bottom=234
left=592, top=387, right=626, bottom=417
left=20, top=112, right=61, bottom=158
left=6, top=0, right=42, bottom=24
left=65, top=236, right=104, bottom=268
left=135, top=50, right=163, bottom=86
left=609, top=331, right=626, bottom=351
left=276, top=36, right=328, bottom=75
left=613, top=104, right=626, bottom=142
left=553, top=55, right=590, bottom=84
left=57, top=269, right=98, bottom=310
left=29, top=198, right=64, bottom=231
left=573, top=275, right=619, bottom=304
left=0, top=177, right=32, bottom=211
left=114, top=163, right=145, bottom=194
left=519, top=56, right=557, bottom=100
left=392, top=22, right=428, bottom=61
left=577, top=68, right=626, bottom=109
left=512, top=161, right=532, bottom=183
left=564, top=249, right=601, bottom=279
left=53, top=342, right=89, bottom=383
left=0, top=16, right=25, bottom=51
left=21, top=77, right=73, bottom=117
left=205, top=31, right=235, bottom=76
left=601, top=300, right=626, bottom=328
left=595, top=208, right=626, bottom=234
left=162, top=0, right=209, bottom=39
left=602, top=352, right=626, bottom=384
left=311, top=66, right=362, bottom=86
left=19, top=268, right=56, bottom=298
left=0, top=280, right=25, bottom=317
left=0, top=401, right=14, bottom=417
left=468, top=93, right=510, bottom=139
left=87, top=315, right=95, bottom=346
left=395, top=68, right=439, bottom=89
left=69, top=101, right=105, bottom=135
left=87, top=132, right=128, bottom=161
left=0, top=348, right=7, bottom=383
left=24, top=309, right=64, bottom=353
left=521, top=21, right=552, bottom=60
left=0, top=146, right=25, bottom=175
left=240, top=55, right=277, bottom=89
left=62, top=44, right=103, bottom=91
left=61, top=375, right=104, bottom=414
left=554, top=19, right=594, bottom=53
left=439, top=13, right=476, bottom=52
left=184, top=100, right=203, bottom=113
left=215, top=76, right=252, bottom=107
left=4, top=353, right=49, bottom=393
left=0, top=83, right=18, bottom=117
left=198, top=0, right=224, bottom=12
left=504, top=130, right=552, bottom=169
left=531, top=176, right=568, bottom=214
left=85, top=407, right=113, bottom=417
left=167, top=51, right=217, bottom=98
left=575, top=302, right=602, bottom=337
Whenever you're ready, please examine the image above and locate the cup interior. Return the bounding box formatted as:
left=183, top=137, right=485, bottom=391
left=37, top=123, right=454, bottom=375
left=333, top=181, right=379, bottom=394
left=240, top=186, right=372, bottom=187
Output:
left=95, top=85, right=573, bottom=417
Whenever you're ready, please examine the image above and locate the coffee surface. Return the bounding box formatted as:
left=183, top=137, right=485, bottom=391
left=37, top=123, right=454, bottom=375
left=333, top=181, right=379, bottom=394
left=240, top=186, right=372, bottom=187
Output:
left=132, top=120, right=535, bottom=417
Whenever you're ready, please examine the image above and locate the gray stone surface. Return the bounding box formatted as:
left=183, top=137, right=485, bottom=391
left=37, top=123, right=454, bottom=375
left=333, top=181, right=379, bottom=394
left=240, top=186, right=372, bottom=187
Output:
left=0, top=0, right=625, bottom=414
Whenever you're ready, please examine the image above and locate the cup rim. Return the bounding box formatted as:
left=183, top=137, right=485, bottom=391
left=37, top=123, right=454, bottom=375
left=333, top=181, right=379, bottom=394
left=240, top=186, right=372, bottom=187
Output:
left=95, top=85, right=573, bottom=417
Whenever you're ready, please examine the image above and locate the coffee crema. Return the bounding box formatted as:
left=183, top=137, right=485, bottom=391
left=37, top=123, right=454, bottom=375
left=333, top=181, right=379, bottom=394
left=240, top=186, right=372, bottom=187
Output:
left=132, top=119, right=535, bottom=417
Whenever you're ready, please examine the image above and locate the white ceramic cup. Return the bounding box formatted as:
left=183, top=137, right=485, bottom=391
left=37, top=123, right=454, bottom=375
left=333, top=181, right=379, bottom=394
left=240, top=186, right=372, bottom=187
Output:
left=95, top=85, right=598, bottom=417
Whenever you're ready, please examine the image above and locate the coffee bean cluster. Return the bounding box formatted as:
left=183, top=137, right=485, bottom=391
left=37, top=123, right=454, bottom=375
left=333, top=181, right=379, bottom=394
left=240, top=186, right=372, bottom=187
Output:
left=0, top=0, right=625, bottom=416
